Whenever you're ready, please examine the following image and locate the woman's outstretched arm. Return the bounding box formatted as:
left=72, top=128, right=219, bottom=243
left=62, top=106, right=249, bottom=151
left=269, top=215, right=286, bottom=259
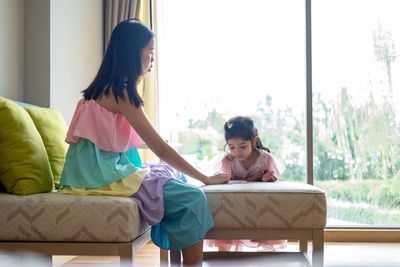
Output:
left=100, top=94, right=229, bottom=185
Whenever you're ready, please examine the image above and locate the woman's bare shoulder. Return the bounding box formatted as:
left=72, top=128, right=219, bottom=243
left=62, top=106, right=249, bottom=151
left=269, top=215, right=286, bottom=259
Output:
left=95, top=94, right=120, bottom=113
left=96, top=92, right=139, bottom=115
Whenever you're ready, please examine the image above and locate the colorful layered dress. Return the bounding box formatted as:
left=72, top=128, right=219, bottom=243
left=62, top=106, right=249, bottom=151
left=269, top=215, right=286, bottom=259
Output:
left=59, top=99, right=213, bottom=250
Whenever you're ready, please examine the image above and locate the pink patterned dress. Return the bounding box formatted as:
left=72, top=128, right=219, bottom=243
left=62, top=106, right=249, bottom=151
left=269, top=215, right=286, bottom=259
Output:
left=206, top=149, right=287, bottom=251
left=220, top=149, right=283, bottom=181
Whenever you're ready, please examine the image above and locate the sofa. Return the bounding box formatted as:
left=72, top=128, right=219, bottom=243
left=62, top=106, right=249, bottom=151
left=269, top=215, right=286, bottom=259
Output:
left=0, top=97, right=151, bottom=266
left=0, top=97, right=327, bottom=267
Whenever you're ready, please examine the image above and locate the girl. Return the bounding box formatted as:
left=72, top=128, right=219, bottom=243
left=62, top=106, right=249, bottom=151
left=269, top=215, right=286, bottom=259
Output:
left=58, top=19, right=229, bottom=266
left=207, top=116, right=287, bottom=251
left=220, top=116, right=283, bottom=182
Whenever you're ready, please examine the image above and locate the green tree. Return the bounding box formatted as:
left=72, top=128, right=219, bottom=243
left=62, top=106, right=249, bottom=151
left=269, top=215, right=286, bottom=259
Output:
left=373, top=23, right=397, bottom=94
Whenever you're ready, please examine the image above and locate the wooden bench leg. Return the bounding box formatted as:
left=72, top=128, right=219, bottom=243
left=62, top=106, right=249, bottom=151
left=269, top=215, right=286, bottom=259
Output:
left=312, top=229, right=324, bottom=267
left=160, top=249, right=169, bottom=267
left=300, top=240, right=308, bottom=253
left=119, top=243, right=133, bottom=267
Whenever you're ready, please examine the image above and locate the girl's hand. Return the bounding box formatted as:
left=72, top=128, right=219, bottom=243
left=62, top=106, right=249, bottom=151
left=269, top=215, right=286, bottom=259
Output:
left=203, top=173, right=230, bottom=185
left=261, top=170, right=278, bottom=182
left=245, top=170, right=265, bottom=182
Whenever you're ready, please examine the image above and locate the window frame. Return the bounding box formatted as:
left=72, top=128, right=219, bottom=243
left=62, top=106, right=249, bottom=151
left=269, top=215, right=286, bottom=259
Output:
left=151, top=0, right=400, bottom=241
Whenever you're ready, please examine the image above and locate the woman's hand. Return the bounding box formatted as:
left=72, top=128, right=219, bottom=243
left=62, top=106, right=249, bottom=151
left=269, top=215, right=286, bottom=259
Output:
left=245, top=170, right=277, bottom=182
left=203, top=173, right=230, bottom=185
left=245, top=170, right=265, bottom=182
left=261, top=170, right=277, bottom=182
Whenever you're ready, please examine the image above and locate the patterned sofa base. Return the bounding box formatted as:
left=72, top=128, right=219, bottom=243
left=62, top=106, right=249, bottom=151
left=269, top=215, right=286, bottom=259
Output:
left=0, top=192, right=151, bottom=267
left=161, top=181, right=327, bottom=267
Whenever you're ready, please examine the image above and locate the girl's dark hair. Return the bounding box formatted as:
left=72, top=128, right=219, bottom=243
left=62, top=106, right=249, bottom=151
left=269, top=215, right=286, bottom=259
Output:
left=224, top=116, right=270, bottom=152
left=82, top=19, right=155, bottom=107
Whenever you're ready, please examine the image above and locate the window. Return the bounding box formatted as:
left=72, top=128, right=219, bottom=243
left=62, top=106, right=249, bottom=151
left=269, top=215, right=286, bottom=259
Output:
left=156, top=0, right=400, bottom=227
left=156, top=0, right=306, bottom=178
left=313, top=0, right=400, bottom=227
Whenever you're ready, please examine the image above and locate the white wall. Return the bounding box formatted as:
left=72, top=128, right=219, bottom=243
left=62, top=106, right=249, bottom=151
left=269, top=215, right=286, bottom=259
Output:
left=50, top=0, right=103, bottom=124
left=24, top=0, right=50, bottom=107
left=0, top=0, right=24, bottom=101
left=0, top=0, right=103, bottom=125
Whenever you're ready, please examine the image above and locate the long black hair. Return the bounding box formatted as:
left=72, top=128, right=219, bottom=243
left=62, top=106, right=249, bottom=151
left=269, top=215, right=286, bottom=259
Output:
left=82, top=19, right=154, bottom=107
left=224, top=116, right=270, bottom=152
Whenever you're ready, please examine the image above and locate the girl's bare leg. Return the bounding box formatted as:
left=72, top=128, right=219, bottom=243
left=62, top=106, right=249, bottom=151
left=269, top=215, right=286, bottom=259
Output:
left=181, top=241, right=203, bottom=266
left=170, top=250, right=182, bottom=266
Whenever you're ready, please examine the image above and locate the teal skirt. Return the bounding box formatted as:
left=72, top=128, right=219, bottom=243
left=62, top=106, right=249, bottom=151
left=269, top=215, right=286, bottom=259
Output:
left=150, top=179, right=214, bottom=251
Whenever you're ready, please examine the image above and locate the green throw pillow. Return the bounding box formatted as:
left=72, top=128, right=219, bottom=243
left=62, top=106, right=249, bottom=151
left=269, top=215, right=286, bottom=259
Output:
left=0, top=97, right=54, bottom=195
left=24, top=106, right=68, bottom=189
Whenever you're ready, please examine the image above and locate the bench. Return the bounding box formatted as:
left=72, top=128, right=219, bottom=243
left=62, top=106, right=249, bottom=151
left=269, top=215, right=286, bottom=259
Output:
left=161, top=181, right=327, bottom=267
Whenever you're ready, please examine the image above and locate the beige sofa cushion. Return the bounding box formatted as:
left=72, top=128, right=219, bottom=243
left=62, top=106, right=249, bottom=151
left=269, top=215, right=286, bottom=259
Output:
left=203, top=181, right=326, bottom=229
left=0, top=193, right=149, bottom=242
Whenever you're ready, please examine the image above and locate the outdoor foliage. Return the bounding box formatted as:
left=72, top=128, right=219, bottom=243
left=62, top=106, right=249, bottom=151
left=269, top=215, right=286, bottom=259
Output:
left=175, top=25, right=399, bottom=225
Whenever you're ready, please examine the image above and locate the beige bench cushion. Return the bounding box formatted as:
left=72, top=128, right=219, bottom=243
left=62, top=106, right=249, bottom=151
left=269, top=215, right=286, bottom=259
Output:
left=203, top=181, right=326, bottom=229
left=0, top=193, right=149, bottom=242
